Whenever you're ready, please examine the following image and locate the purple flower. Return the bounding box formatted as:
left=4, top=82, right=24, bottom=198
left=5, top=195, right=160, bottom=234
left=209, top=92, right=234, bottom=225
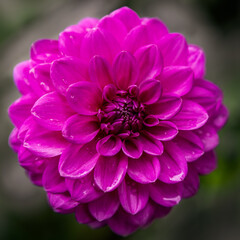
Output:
left=8, top=7, right=228, bottom=236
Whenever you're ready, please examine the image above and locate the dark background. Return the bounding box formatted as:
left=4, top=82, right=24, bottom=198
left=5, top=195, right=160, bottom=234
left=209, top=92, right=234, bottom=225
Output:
left=0, top=0, right=239, bottom=239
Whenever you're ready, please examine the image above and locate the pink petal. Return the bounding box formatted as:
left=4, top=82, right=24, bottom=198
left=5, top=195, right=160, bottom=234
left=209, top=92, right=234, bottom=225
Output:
left=139, top=79, right=162, bottom=104
left=96, top=135, right=122, bottom=156
left=172, top=131, right=204, bottom=162
left=97, top=15, right=128, bottom=45
left=145, top=121, right=178, bottom=141
left=8, top=94, right=36, bottom=128
left=47, top=192, right=78, bottom=213
left=24, top=123, right=69, bottom=158
left=128, top=154, right=160, bottom=183
left=51, top=57, right=89, bottom=96
left=18, top=116, right=35, bottom=142
left=88, top=191, right=119, bottom=221
left=146, top=96, right=182, bottom=120
left=13, top=60, right=32, bottom=95
left=59, top=140, right=99, bottom=178
left=142, top=18, right=168, bottom=42
left=157, top=33, right=188, bottom=66
left=139, top=134, right=163, bottom=156
left=58, top=31, right=85, bottom=57
left=113, top=51, right=138, bottom=90
left=89, top=55, right=113, bottom=90
left=188, top=44, right=205, bottom=79
left=28, top=171, right=43, bottom=186
left=192, top=150, right=217, bottom=175
left=62, top=114, right=100, bottom=144
left=182, top=166, right=200, bottom=198
left=110, top=7, right=141, bottom=31
left=122, top=138, right=143, bottom=159
left=30, top=39, right=60, bottom=63
left=118, top=176, right=149, bottom=214
left=159, top=66, right=193, bottom=96
left=158, top=141, right=188, bottom=183
left=143, top=115, right=159, bottom=127
left=195, top=124, right=219, bottom=151
left=66, top=81, right=102, bottom=115
left=150, top=181, right=183, bottom=207
left=171, top=100, right=209, bottom=130
left=102, top=84, right=117, bottom=102
left=65, top=172, right=103, bottom=202
left=80, top=27, right=120, bottom=63
left=210, top=104, right=229, bottom=130
left=31, top=92, right=74, bottom=131
left=9, top=128, right=21, bottom=153
left=42, top=158, right=67, bottom=193
left=75, top=204, right=95, bottom=224
left=77, top=17, right=99, bottom=28
left=94, top=152, right=128, bottom=192
left=134, top=44, right=163, bottom=84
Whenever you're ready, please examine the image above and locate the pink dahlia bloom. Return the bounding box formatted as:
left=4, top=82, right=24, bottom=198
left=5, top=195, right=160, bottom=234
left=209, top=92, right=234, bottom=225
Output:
left=9, top=7, right=228, bottom=235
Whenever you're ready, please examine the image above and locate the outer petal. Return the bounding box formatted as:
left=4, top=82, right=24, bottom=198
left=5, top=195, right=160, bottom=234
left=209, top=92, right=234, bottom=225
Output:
left=31, top=92, right=74, bottom=131
left=134, top=44, right=163, bottom=84
left=157, top=33, right=188, bottom=66
left=210, top=104, right=229, bottom=130
left=159, top=66, right=193, bottom=96
left=128, top=154, right=160, bottom=183
left=158, top=142, right=188, bottom=183
left=171, top=100, right=209, bottom=130
left=94, top=152, right=128, bottom=192
left=118, top=176, right=149, bottom=215
left=66, top=81, right=102, bottom=115
left=62, top=114, right=100, bottom=144
left=88, top=191, right=119, bottom=221
left=188, top=44, right=205, bottom=79
left=51, top=57, right=89, bottom=96
left=113, top=51, right=138, bottom=90
left=9, top=128, right=21, bottom=153
left=122, top=138, right=143, bottom=159
left=150, top=181, right=183, bottom=207
left=59, top=140, right=99, bottom=178
left=75, top=204, right=95, bottom=224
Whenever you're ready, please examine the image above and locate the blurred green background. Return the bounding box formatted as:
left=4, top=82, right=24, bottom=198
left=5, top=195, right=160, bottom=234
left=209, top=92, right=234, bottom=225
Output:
left=0, top=0, right=239, bottom=239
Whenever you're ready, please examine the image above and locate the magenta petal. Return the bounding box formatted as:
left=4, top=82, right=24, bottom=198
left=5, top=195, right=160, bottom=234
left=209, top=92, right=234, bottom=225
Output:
left=134, top=44, right=163, bottom=84
left=66, top=81, right=102, bottom=115
left=89, top=55, right=113, bottom=90
left=59, top=141, right=99, bottom=178
left=139, top=79, right=162, bottom=104
left=171, top=100, right=209, bottom=130
left=51, top=57, right=89, bottom=96
left=146, top=96, right=182, bottom=120
left=96, top=135, right=122, bottom=156
left=122, top=138, right=143, bottom=159
left=62, top=114, right=100, bottom=144
left=47, top=192, right=78, bottom=213
left=31, top=92, right=74, bottom=131
left=128, top=154, right=160, bottom=183
left=192, top=150, right=217, bottom=175
left=75, top=204, right=95, bottom=224
left=211, top=104, right=229, bottom=130
left=159, top=66, right=193, bottom=96
left=8, top=94, right=36, bottom=128
left=94, top=152, right=128, bottom=192
left=188, top=44, right=205, bottom=79
left=88, top=191, right=119, bottom=221
left=77, top=17, right=99, bottom=28
left=113, top=51, right=138, bottom=90
left=42, top=158, right=67, bottom=193
left=110, top=7, right=141, bottom=31
left=65, top=172, right=103, bottom=202
left=143, top=115, right=159, bottom=127
left=102, top=84, right=117, bottom=102
left=150, top=181, right=183, bottom=207
left=18, top=117, right=35, bottom=142
left=24, top=123, right=68, bottom=158
left=30, top=39, right=60, bottom=63
left=158, top=142, right=188, bottom=183
left=13, top=60, right=32, bottom=95
left=182, top=166, right=200, bottom=198
left=157, top=33, right=188, bottom=66
left=9, top=128, right=21, bottom=153
left=172, top=131, right=204, bottom=162
left=195, top=124, right=219, bottom=151
left=118, top=176, right=149, bottom=214
left=145, top=121, right=178, bottom=141
left=139, top=134, right=163, bottom=156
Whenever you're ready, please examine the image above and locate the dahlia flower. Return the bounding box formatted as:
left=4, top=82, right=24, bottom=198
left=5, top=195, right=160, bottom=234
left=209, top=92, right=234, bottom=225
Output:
left=8, top=7, right=228, bottom=236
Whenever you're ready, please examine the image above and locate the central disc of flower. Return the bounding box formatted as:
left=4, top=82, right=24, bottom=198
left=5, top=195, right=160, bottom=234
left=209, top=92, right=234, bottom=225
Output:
left=99, top=90, right=144, bottom=137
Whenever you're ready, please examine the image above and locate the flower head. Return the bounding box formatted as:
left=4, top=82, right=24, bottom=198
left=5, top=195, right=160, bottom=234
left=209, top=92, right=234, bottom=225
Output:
left=9, top=7, right=228, bottom=236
